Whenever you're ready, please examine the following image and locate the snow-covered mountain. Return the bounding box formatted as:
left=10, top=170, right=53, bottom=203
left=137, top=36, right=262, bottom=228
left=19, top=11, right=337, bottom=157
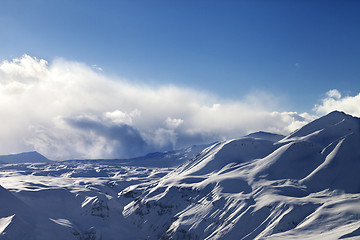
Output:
left=120, top=111, right=360, bottom=239
left=1, top=111, right=360, bottom=239
left=0, top=151, right=49, bottom=164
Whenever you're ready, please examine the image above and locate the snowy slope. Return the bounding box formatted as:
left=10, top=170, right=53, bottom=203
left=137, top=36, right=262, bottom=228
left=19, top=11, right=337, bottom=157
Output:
left=0, top=163, right=150, bottom=240
left=0, top=111, right=360, bottom=239
left=120, top=111, right=360, bottom=239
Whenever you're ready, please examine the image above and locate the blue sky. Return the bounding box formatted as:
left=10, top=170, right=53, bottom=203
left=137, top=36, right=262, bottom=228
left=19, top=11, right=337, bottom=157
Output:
left=1, top=0, right=359, bottom=111
left=0, top=1, right=360, bottom=159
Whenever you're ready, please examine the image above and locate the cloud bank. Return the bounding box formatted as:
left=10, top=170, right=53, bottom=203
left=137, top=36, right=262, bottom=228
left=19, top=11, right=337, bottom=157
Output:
left=0, top=55, right=322, bottom=160
left=314, top=89, right=360, bottom=117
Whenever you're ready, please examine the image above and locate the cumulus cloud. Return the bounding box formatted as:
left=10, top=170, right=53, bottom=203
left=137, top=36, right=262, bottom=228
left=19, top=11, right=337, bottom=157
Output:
left=0, top=54, right=316, bottom=160
left=314, top=89, right=360, bottom=116
left=0, top=55, right=48, bottom=82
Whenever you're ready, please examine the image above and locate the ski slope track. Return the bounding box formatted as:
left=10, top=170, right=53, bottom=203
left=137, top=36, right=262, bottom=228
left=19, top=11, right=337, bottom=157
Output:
left=1, top=111, right=360, bottom=239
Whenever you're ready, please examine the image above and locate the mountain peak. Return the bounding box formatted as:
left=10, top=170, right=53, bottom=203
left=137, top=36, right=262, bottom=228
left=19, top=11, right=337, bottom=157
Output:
left=322, top=110, right=356, bottom=120
left=281, top=111, right=359, bottom=147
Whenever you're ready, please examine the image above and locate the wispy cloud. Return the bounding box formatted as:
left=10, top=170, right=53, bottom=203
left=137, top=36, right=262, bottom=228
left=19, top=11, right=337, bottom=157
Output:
left=91, top=64, right=103, bottom=71
left=0, top=55, right=315, bottom=159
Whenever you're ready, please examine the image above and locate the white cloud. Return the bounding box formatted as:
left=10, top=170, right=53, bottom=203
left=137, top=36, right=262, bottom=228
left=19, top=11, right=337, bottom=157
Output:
left=326, top=89, right=341, bottom=99
left=165, top=117, right=184, bottom=129
left=105, top=109, right=140, bottom=125
left=314, top=89, right=360, bottom=117
left=0, top=55, right=316, bottom=160
left=0, top=54, right=48, bottom=83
